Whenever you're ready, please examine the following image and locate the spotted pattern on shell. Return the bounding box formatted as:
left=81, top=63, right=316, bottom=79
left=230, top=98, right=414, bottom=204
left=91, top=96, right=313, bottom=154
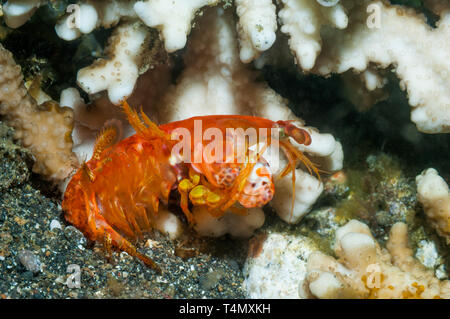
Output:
left=239, top=161, right=274, bottom=208
left=215, top=165, right=241, bottom=187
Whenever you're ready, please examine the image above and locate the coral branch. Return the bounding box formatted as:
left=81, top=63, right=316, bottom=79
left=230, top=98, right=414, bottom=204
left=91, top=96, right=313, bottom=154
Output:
left=416, top=168, right=450, bottom=244
left=134, top=0, right=219, bottom=52
left=77, top=22, right=153, bottom=105
left=278, top=0, right=348, bottom=70
left=55, top=0, right=137, bottom=40
left=313, top=1, right=450, bottom=133
left=235, top=0, right=277, bottom=63
left=0, top=45, right=76, bottom=180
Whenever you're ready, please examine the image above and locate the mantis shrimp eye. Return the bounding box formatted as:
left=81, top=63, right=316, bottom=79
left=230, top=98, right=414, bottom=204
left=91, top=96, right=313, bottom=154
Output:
left=277, top=121, right=312, bottom=146
left=238, top=161, right=275, bottom=208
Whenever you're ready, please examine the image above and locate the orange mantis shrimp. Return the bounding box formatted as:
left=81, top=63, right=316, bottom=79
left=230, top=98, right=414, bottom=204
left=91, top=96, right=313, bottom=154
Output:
left=62, top=102, right=319, bottom=272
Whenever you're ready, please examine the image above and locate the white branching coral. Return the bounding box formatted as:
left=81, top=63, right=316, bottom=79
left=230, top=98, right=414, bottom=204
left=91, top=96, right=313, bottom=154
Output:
left=134, top=0, right=219, bottom=52
left=55, top=0, right=137, bottom=40
left=416, top=168, right=450, bottom=244
left=278, top=0, right=348, bottom=70
left=5, top=0, right=450, bottom=134
left=77, top=22, right=153, bottom=105
left=55, top=0, right=219, bottom=104
left=312, top=0, right=450, bottom=133
left=52, top=0, right=346, bottom=66
left=0, top=44, right=76, bottom=180
left=46, top=0, right=450, bottom=134
left=56, top=0, right=219, bottom=51
left=235, top=0, right=277, bottom=63
left=300, top=220, right=450, bottom=299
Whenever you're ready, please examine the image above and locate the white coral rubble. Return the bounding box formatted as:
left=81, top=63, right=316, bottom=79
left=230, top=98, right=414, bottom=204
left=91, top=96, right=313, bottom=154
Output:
left=300, top=220, right=450, bottom=299
left=416, top=168, right=450, bottom=244
left=5, top=0, right=450, bottom=134
left=243, top=232, right=318, bottom=298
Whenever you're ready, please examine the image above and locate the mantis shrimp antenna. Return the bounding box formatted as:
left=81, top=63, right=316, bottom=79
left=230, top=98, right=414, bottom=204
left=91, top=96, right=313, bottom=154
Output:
left=120, top=100, right=167, bottom=140
left=92, top=125, right=118, bottom=160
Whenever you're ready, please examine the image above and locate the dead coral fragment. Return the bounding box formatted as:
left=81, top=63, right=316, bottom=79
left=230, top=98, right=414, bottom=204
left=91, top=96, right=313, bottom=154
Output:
left=0, top=44, right=76, bottom=181
left=300, top=220, right=450, bottom=299
left=416, top=168, right=450, bottom=244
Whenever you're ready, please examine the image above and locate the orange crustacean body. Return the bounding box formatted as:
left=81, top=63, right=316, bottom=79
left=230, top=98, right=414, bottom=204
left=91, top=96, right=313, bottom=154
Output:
left=62, top=102, right=319, bottom=272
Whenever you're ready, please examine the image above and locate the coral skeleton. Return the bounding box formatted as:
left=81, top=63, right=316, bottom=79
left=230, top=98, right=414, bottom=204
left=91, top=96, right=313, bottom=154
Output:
left=243, top=232, right=318, bottom=298
left=2, top=0, right=440, bottom=133
left=55, top=0, right=137, bottom=40
left=416, top=168, right=450, bottom=244
left=235, top=0, right=277, bottom=63
left=311, top=0, right=450, bottom=134
left=278, top=0, right=348, bottom=70
left=0, top=44, right=76, bottom=181
left=76, top=21, right=153, bottom=104
left=300, top=220, right=450, bottom=299
left=134, top=0, right=219, bottom=52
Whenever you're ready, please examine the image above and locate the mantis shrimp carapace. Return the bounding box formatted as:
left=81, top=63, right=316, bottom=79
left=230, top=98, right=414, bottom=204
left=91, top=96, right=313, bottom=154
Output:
left=62, top=102, right=320, bottom=272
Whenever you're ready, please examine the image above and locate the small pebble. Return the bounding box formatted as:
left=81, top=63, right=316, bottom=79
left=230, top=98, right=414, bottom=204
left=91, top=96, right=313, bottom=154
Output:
left=17, top=250, right=41, bottom=274
left=64, top=226, right=87, bottom=247
left=199, top=270, right=224, bottom=290
left=49, top=219, right=62, bottom=231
